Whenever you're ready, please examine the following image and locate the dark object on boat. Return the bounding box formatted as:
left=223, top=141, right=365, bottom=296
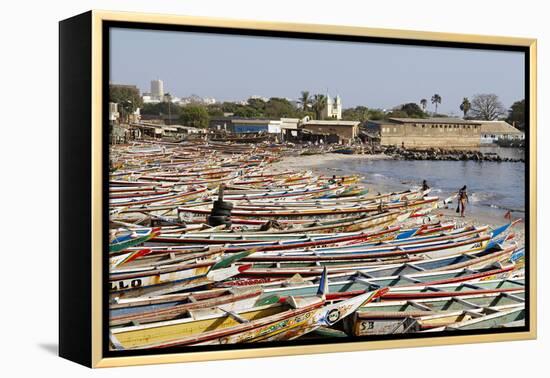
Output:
left=208, top=215, right=231, bottom=227
left=208, top=184, right=233, bottom=226
left=211, top=205, right=232, bottom=217
left=259, top=220, right=285, bottom=231
left=214, top=200, right=234, bottom=211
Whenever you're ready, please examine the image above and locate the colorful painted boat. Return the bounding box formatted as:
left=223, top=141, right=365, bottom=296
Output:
left=348, top=291, right=525, bottom=336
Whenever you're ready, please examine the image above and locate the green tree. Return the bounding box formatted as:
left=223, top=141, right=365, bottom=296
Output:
left=247, top=98, right=267, bottom=113
left=470, top=94, right=505, bottom=120
left=206, top=104, right=224, bottom=117
left=399, top=103, right=426, bottom=118
left=420, top=98, right=428, bottom=111
left=233, top=105, right=262, bottom=118
left=179, top=105, right=210, bottom=128
left=264, top=98, right=297, bottom=118
left=221, top=102, right=239, bottom=114
left=299, top=91, right=311, bottom=111
left=367, top=109, right=385, bottom=120
left=460, top=97, right=471, bottom=118
left=431, top=94, right=442, bottom=114
left=342, top=106, right=370, bottom=122
left=385, top=110, right=409, bottom=119
left=109, top=85, right=143, bottom=122
left=506, top=99, right=525, bottom=130
left=141, top=102, right=181, bottom=116
left=311, top=94, right=327, bottom=120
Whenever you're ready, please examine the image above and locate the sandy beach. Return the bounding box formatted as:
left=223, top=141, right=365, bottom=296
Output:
left=270, top=153, right=525, bottom=246
left=269, top=152, right=390, bottom=173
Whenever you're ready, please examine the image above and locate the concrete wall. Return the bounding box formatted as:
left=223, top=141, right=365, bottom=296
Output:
left=377, top=122, right=480, bottom=147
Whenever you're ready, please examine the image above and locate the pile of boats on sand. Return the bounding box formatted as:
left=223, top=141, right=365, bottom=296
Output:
left=108, top=141, right=526, bottom=350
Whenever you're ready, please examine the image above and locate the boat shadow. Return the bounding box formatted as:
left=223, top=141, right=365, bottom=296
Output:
left=38, top=343, right=58, bottom=355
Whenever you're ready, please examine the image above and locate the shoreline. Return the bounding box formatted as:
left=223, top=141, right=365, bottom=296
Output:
left=270, top=152, right=390, bottom=173
left=270, top=153, right=525, bottom=246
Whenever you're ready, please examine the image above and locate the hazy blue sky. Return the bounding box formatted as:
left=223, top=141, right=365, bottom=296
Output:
left=110, top=28, right=525, bottom=114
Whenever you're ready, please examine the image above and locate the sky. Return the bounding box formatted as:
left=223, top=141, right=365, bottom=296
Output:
left=110, top=28, right=525, bottom=115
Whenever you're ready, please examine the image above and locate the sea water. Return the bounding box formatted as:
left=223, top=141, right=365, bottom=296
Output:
left=322, top=149, right=526, bottom=215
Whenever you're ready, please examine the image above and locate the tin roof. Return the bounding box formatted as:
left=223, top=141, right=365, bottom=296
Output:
left=388, top=117, right=477, bottom=125
left=472, top=120, right=523, bottom=134
left=302, top=120, right=360, bottom=126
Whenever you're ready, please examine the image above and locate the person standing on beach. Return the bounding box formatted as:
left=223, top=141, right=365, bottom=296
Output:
left=421, top=180, right=430, bottom=191
left=457, top=185, right=469, bottom=217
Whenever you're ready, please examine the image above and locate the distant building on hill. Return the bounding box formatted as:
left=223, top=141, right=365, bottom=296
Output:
left=109, top=102, right=119, bottom=123
left=150, top=79, right=164, bottom=101
left=472, top=120, right=524, bottom=144
left=366, top=117, right=481, bottom=148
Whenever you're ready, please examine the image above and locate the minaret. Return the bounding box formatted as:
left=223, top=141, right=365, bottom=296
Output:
left=324, top=92, right=333, bottom=119
left=334, top=95, right=342, bottom=120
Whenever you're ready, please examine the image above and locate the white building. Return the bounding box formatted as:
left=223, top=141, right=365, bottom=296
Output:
left=178, top=94, right=216, bottom=106
left=203, top=97, right=217, bottom=105
left=249, top=95, right=269, bottom=103
left=142, top=93, right=161, bottom=104
left=150, top=79, right=164, bottom=101
left=473, top=120, right=524, bottom=144
left=279, top=117, right=300, bottom=140
left=322, top=94, right=342, bottom=120
left=109, top=102, right=119, bottom=122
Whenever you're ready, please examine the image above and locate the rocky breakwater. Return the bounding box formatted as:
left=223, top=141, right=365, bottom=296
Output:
left=382, top=146, right=525, bottom=163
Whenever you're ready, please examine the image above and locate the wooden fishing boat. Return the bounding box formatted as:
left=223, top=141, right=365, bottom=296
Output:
left=222, top=188, right=429, bottom=207
left=107, top=141, right=526, bottom=346
left=176, top=197, right=439, bottom=221
left=422, top=305, right=525, bottom=331
left=228, top=210, right=407, bottom=234
left=109, top=251, right=254, bottom=298
left=240, top=232, right=494, bottom=262
left=225, top=254, right=518, bottom=304
left=110, top=286, right=263, bottom=326
left=348, top=290, right=525, bottom=336
left=109, top=186, right=207, bottom=208
left=109, top=227, right=160, bottom=253
left=110, top=249, right=152, bottom=269
left=173, top=289, right=386, bottom=346
left=237, top=243, right=518, bottom=279
left=150, top=226, right=401, bottom=251
left=110, top=279, right=385, bottom=349
left=112, top=246, right=226, bottom=270
left=117, top=277, right=524, bottom=326
left=376, top=277, right=525, bottom=300
left=235, top=222, right=513, bottom=262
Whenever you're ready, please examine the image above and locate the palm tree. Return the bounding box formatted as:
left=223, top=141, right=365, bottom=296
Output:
left=431, top=94, right=442, bottom=114
left=299, top=91, right=311, bottom=111
left=311, top=94, right=327, bottom=120
left=460, top=97, right=471, bottom=118
left=420, top=99, right=427, bottom=112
